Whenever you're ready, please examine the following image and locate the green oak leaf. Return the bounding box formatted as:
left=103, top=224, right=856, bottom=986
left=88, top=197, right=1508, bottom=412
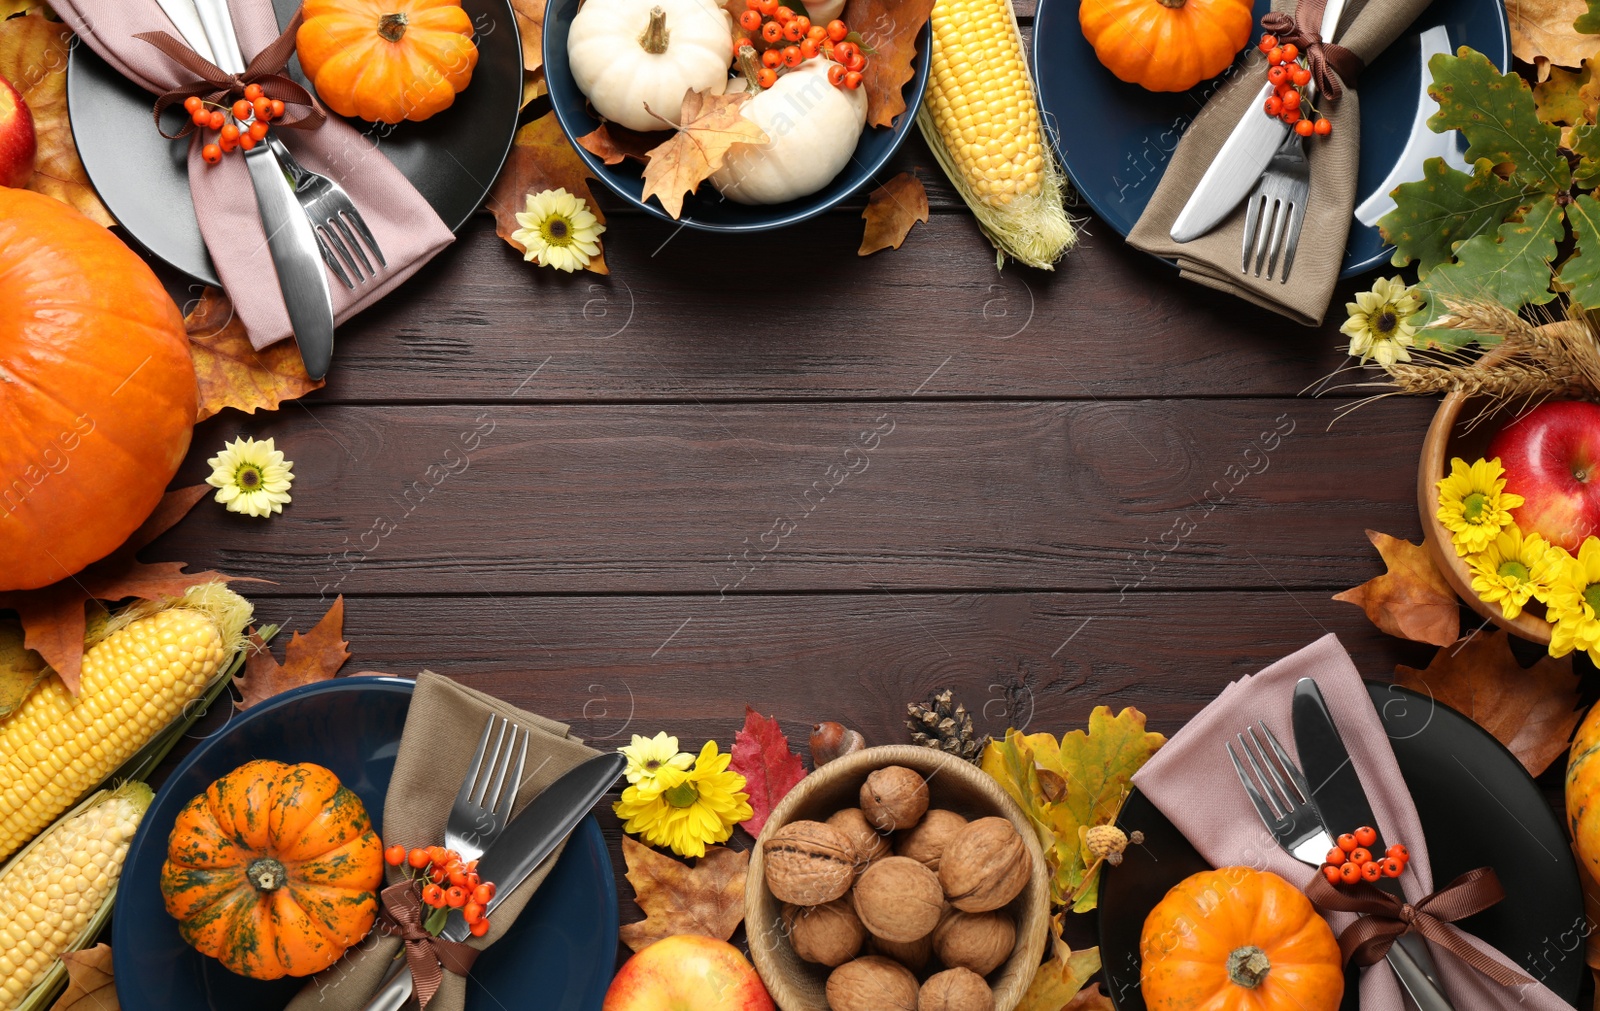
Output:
left=1419, top=194, right=1565, bottom=314
left=1381, top=157, right=1539, bottom=276
left=1427, top=48, right=1570, bottom=194
left=1574, top=123, right=1600, bottom=189
left=1578, top=0, right=1600, bottom=34
left=1557, top=194, right=1600, bottom=309
left=1535, top=65, right=1594, bottom=126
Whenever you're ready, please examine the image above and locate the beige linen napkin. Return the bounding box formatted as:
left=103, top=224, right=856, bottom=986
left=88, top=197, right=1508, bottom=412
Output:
left=1128, top=0, right=1430, bottom=325
left=49, top=0, right=455, bottom=350
left=287, top=672, right=600, bottom=1011
left=1131, top=635, right=1569, bottom=1010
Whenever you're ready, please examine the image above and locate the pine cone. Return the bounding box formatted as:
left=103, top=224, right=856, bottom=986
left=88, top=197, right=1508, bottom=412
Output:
left=905, top=689, right=988, bottom=764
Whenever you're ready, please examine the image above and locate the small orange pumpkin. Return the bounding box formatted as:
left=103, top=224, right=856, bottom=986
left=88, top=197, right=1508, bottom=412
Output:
left=160, top=760, right=385, bottom=979
left=1080, top=0, right=1254, bottom=93
left=1140, top=867, right=1345, bottom=1011
left=296, top=0, right=479, bottom=124
left=1568, top=703, right=1600, bottom=881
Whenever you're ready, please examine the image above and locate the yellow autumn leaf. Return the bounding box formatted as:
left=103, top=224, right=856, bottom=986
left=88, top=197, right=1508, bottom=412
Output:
left=1017, top=944, right=1101, bottom=1011
left=640, top=89, right=767, bottom=219
left=0, top=617, right=48, bottom=718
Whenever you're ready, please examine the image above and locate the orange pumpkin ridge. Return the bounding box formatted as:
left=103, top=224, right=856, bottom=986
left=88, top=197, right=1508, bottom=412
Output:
left=296, top=0, right=480, bottom=124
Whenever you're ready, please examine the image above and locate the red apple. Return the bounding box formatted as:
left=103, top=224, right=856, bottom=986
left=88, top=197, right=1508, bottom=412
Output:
left=603, top=935, right=775, bottom=1011
left=1487, top=400, right=1600, bottom=551
left=0, top=71, right=36, bottom=188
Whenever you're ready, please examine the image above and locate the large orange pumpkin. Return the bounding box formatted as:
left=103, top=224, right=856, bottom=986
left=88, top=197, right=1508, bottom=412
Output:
left=1080, top=0, right=1254, bottom=93
left=296, top=0, right=479, bottom=124
left=160, top=760, right=386, bottom=979
left=0, top=188, right=196, bottom=591
left=1140, top=867, right=1345, bottom=1011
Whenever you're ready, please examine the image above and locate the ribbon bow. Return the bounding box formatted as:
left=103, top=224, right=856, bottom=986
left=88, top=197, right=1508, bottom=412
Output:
left=373, top=881, right=481, bottom=1009
left=133, top=12, right=324, bottom=139
left=1306, top=867, right=1534, bottom=988
left=1260, top=0, right=1364, bottom=102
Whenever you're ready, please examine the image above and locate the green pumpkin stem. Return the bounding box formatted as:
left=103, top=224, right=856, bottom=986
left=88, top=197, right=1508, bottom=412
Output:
left=378, top=12, right=409, bottom=42
left=246, top=857, right=288, bottom=892
left=1226, top=945, right=1271, bottom=989
left=639, top=7, right=671, bottom=54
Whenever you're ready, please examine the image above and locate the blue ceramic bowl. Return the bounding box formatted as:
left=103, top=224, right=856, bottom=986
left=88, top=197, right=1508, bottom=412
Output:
left=112, top=677, right=618, bottom=1011
left=545, top=2, right=932, bottom=230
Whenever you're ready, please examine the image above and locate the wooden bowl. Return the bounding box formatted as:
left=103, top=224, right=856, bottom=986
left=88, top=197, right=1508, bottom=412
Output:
left=1417, top=349, right=1553, bottom=645
left=745, top=745, right=1050, bottom=1011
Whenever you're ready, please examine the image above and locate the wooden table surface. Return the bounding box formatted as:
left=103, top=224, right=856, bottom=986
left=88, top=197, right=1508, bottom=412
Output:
left=144, top=40, right=1491, bottom=975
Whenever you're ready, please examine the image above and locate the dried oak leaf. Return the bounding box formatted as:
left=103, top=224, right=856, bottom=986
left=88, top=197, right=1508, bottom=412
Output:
left=186, top=287, right=324, bottom=422
left=618, top=836, right=748, bottom=952
left=0, top=12, right=112, bottom=224
left=50, top=944, right=118, bottom=1011
left=577, top=123, right=658, bottom=166
left=1333, top=530, right=1461, bottom=647
left=859, top=171, right=928, bottom=255
left=510, top=0, right=546, bottom=73
left=730, top=706, right=807, bottom=837
left=640, top=90, right=768, bottom=219
left=486, top=111, right=608, bottom=274
left=235, top=596, right=352, bottom=710
left=1017, top=944, right=1101, bottom=1011
left=1394, top=629, right=1580, bottom=776
left=0, top=486, right=252, bottom=695
left=842, top=0, right=935, bottom=128
left=1507, top=0, right=1599, bottom=79
left=0, top=617, right=48, bottom=718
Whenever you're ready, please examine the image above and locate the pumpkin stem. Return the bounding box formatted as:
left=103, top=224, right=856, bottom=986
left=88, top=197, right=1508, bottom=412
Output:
left=1226, top=945, right=1271, bottom=989
left=246, top=857, right=288, bottom=893
left=736, top=43, right=762, bottom=90
left=1156, top=0, right=1186, bottom=6
left=378, top=12, right=409, bottom=42
left=639, top=7, right=670, bottom=54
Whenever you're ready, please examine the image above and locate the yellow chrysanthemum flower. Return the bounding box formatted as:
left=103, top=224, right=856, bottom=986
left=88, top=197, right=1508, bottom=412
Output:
left=1467, top=525, right=1560, bottom=619
left=205, top=437, right=293, bottom=518
left=618, top=732, right=693, bottom=787
left=613, top=741, right=753, bottom=859
left=1546, top=537, right=1600, bottom=662
left=1437, top=457, right=1524, bottom=555
left=511, top=188, right=604, bottom=272
left=1341, top=276, right=1422, bottom=368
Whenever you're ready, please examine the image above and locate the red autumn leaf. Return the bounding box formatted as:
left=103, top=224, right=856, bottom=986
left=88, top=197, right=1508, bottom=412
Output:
left=0, top=486, right=255, bottom=694
left=235, top=596, right=352, bottom=709
left=1333, top=530, right=1461, bottom=647
left=859, top=171, right=928, bottom=255
left=731, top=706, right=807, bottom=837
left=842, top=0, right=936, bottom=128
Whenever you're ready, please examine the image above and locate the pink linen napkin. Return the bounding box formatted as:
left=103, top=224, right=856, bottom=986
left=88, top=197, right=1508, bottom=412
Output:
left=1132, top=634, right=1569, bottom=1011
left=50, top=0, right=455, bottom=350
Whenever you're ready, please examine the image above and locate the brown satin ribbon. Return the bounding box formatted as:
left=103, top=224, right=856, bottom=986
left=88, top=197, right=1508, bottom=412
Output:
left=1306, top=867, right=1534, bottom=988
left=373, top=881, right=481, bottom=1009
left=1261, top=0, right=1364, bottom=103
left=133, top=11, right=324, bottom=139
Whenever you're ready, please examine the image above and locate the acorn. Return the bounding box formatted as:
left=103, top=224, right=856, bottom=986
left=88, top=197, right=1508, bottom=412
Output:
left=811, top=721, right=867, bottom=766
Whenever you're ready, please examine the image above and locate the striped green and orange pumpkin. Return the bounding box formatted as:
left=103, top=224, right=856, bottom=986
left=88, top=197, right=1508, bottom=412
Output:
left=160, top=759, right=385, bottom=979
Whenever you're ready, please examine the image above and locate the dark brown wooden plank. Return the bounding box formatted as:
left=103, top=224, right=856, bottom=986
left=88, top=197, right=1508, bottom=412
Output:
left=156, top=397, right=1431, bottom=595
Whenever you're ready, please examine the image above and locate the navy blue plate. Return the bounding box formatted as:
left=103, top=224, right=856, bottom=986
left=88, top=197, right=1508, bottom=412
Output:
left=545, top=1, right=931, bottom=230
left=113, top=677, right=618, bottom=1011
left=1033, top=0, right=1511, bottom=277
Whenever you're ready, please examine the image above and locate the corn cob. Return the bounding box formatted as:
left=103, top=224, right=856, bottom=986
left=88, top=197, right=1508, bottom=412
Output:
left=916, top=0, right=1076, bottom=269
left=0, top=782, right=152, bottom=1011
left=0, top=584, right=251, bottom=861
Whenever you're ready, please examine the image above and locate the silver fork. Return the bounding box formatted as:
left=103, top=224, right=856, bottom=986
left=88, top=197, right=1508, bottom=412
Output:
left=265, top=135, right=387, bottom=290
left=447, top=714, right=531, bottom=861
left=1228, top=722, right=1456, bottom=1011
left=1241, top=132, right=1310, bottom=284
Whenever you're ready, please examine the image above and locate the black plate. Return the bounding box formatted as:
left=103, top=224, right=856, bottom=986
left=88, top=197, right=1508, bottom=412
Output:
left=66, top=0, right=523, bottom=286
left=1099, top=683, right=1584, bottom=1010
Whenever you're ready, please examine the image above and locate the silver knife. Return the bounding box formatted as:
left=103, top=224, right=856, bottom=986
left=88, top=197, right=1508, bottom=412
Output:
left=1170, top=0, right=1351, bottom=243
left=1354, top=26, right=1471, bottom=227
left=189, top=0, right=337, bottom=380
left=361, top=751, right=628, bottom=1011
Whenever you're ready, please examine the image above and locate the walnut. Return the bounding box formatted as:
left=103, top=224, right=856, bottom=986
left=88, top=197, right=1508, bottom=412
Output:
left=939, top=817, right=1030, bottom=912
left=932, top=909, right=1015, bottom=976
left=825, top=956, right=920, bottom=1011
left=859, top=765, right=929, bottom=831
left=894, top=808, right=968, bottom=871
left=826, top=807, right=891, bottom=874
left=868, top=931, right=934, bottom=972
left=919, top=967, right=996, bottom=1011
left=852, top=856, right=944, bottom=942
left=783, top=900, right=865, bottom=967
left=763, top=820, right=856, bottom=906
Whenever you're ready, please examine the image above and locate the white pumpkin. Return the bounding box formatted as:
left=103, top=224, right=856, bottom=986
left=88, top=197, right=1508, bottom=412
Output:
left=805, top=0, right=846, bottom=23
left=568, top=0, right=733, bottom=132
left=710, top=60, right=866, bottom=204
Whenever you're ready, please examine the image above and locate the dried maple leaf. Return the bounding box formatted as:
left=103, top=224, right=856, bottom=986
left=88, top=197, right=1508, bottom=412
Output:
left=577, top=123, right=657, bottom=166
left=510, top=0, right=546, bottom=73
left=522, top=69, right=547, bottom=109
left=50, top=944, right=118, bottom=1011
left=1333, top=530, right=1461, bottom=647
left=235, top=596, right=351, bottom=710
left=1065, top=983, right=1114, bottom=1010
left=730, top=707, right=807, bottom=837
left=186, top=287, right=323, bottom=422
left=0, top=13, right=112, bottom=224
left=1508, top=0, right=1600, bottom=79
left=486, top=111, right=608, bottom=274
left=0, top=617, right=47, bottom=718
left=859, top=171, right=928, bottom=255
left=618, top=836, right=748, bottom=952
left=1017, top=944, right=1101, bottom=1011
left=842, top=0, right=935, bottom=127
left=0, top=486, right=251, bottom=694
left=640, top=90, right=767, bottom=219
left=1394, top=629, right=1580, bottom=776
